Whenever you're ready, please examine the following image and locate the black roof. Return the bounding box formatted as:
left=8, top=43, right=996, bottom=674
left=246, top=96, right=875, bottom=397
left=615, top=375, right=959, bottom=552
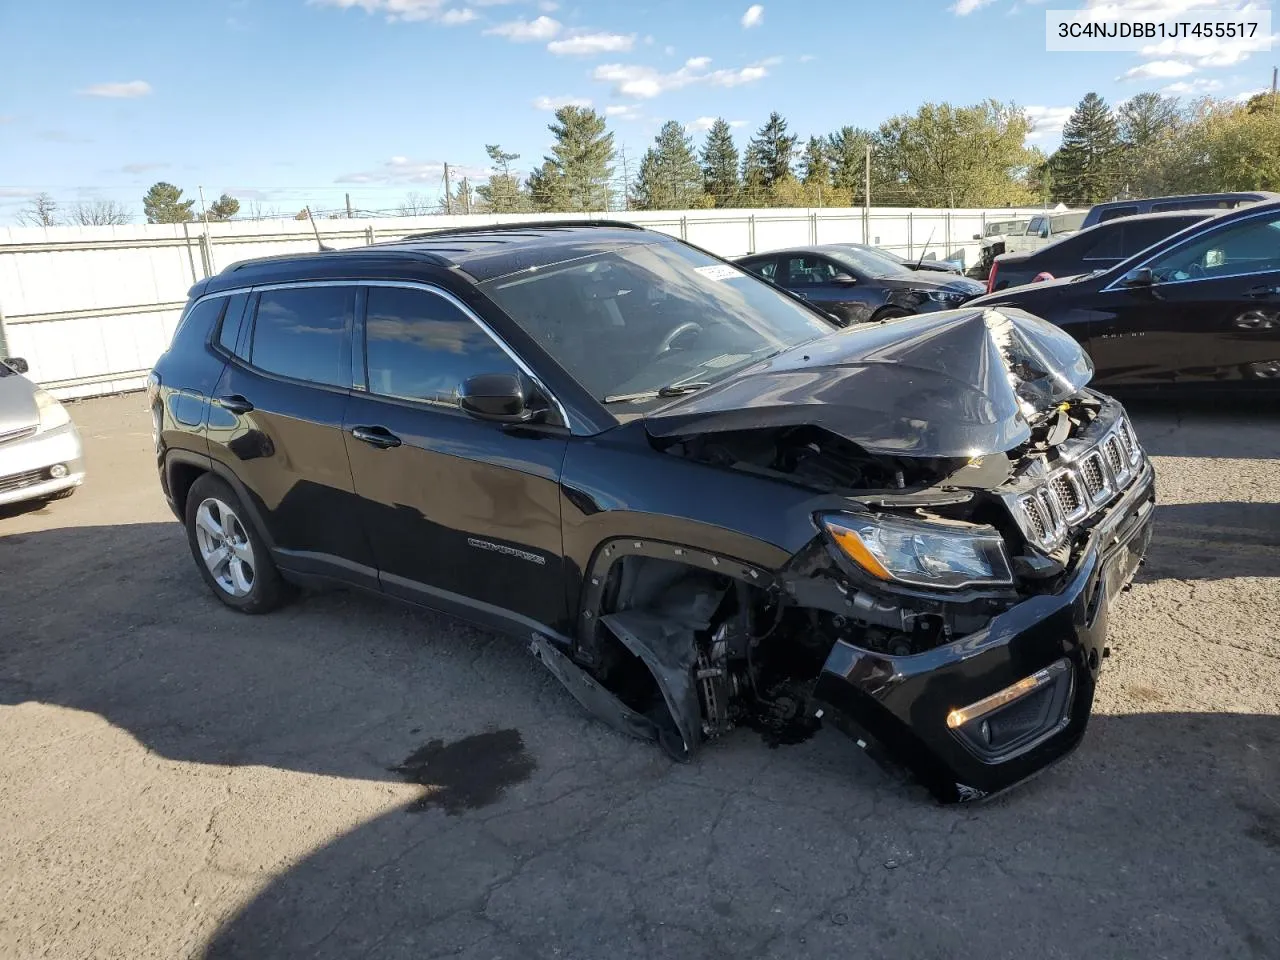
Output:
left=206, top=221, right=659, bottom=292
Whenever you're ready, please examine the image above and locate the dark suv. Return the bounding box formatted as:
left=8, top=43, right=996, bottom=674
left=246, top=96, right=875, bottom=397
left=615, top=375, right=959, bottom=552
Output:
left=150, top=222, right=1154, bottom=802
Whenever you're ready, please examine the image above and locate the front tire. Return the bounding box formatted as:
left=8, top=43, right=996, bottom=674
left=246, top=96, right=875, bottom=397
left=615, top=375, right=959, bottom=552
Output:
left=871, top=307, right=912, bottom=323
left=184, top=474, right=289, bottom=614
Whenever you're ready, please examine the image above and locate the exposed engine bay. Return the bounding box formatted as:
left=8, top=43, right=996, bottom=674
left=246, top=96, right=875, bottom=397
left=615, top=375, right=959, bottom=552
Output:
left=534, top=307, right=1155, bottom=800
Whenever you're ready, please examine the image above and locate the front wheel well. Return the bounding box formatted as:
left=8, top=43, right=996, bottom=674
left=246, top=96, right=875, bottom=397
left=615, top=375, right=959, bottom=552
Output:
left=871, top=305, right=913, bottom=322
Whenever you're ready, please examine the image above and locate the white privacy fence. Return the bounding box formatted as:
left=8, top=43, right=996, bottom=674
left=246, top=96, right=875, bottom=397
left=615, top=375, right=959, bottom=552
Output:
left=0, top=205, right=1042, bottom=400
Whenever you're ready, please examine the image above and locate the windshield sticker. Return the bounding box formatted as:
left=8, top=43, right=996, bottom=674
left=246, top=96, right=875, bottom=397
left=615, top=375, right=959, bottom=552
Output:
left=695, top=264, right=743, bottom=282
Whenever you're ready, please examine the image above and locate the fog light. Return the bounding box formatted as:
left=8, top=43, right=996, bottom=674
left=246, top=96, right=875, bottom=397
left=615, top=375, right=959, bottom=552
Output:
left=946, top=659, right=1074, bottom=761
left=48, top=463, right=68, bottom=479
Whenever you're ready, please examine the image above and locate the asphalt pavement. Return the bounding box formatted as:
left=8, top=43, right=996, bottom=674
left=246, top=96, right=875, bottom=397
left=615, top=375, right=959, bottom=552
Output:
left=1, top=393, right=1277, bottom=960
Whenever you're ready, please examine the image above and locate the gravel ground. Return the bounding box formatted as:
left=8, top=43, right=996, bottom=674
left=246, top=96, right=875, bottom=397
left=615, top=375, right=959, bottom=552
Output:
left=1, top=393, right=1277, bottom=960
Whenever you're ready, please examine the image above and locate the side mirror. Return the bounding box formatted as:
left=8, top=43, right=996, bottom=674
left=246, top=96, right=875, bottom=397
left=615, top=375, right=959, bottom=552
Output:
left=3, top=357, right=28, bottom=374
left=832, top=272, right=857, bottom=284
left=1122, top=267, right=1155, bottom=288
left=972, top=233, right=982, bottom=241
left=460, top=372, right=537, bottom=423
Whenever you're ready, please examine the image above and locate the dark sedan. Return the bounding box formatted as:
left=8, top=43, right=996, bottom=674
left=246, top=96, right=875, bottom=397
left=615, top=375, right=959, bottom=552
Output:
left=969, top=199, right=1280, bottom=393
left=989, top=211, right=1212, bottom=292
left=736, top=244, right=984, bottom=326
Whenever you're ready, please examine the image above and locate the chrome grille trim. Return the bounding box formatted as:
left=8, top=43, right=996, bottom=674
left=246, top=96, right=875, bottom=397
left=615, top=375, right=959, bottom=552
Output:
left=1001, top=412, right=1145, bottom=552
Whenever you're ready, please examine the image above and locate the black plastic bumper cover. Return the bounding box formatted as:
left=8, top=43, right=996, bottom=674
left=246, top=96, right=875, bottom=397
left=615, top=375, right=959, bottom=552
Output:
left=816, top=462, right=1156, bottom=802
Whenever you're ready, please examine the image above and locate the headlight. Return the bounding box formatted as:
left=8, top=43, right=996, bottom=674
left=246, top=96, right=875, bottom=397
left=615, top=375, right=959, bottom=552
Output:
left=926, top=290, right=968, bottom=304
left=822, top=514, right=1013, bottom=590
left=34, top=388, right=71, bottom=432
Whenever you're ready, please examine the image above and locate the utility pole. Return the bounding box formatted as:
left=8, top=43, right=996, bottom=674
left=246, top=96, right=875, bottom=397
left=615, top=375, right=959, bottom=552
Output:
left=443, top=163, right=453, bottom=215
left=461, top=177, right=471, bottom=214
left=1272, top=65, right=1277, bottom=94
left=620, top=146, right=630, bottom=212
left=345, top=193, right=353, bottom=218
left=863, top=145, right=872, bottom=241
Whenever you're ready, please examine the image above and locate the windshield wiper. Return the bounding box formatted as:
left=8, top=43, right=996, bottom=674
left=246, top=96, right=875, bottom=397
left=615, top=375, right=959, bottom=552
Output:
left=602, top=382, right=711, bottom=404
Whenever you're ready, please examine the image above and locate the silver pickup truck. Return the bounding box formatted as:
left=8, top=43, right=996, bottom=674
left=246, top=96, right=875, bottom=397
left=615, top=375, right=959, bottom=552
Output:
left=1002, top=210, right=1088, bottom=256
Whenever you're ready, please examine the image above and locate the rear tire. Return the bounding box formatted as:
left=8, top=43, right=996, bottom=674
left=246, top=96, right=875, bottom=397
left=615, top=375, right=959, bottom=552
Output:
left=184, top=474, right=289, bottom=614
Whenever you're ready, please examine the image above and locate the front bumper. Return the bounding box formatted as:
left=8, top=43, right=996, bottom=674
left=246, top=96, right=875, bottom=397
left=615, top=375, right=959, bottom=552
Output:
left=815, top=460, right=1155, bottom=802
left=0, top=422, right=85, bottom=507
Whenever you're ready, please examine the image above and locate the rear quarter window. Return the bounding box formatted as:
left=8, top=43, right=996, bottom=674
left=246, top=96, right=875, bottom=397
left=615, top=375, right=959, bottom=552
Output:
left=1097, top=205, right=1139, bottom=223
left=171, top=297, right=226, bottom=353
left=249, top=286, right=355, bottom=387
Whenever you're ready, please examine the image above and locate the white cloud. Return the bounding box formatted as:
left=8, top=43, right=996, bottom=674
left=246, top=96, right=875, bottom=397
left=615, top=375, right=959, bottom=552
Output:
left=685, top=117, right=718, bottom=132
left=1119, top=59, right=1196, bottom=80
left=1162, top=77, right=1224, bottom=94
left=730, top=119, right=748, bottom=128
left=605, top=104, right=642, bottom=120
left=79, top=80, right=152, bottom=98
left=485, top=14, right=560, bottom=39
left=798, top=53, right=816, bottom=63
left=121, top=162, right=168, bottom=174
left=594, top=56, right=774, bottom=99
left=952, top=0, right=995, bottom=14
left=335, top=155, right=487, bottom=184
left=533, top=94, right=593, bottom=110
left=440, top=8, right=477, bottom=23
left=310, top=0, right=462, bottom=23
left=1024, top=105, right=1074, bottom=141
left=0, top=188, right=34, bottom=198
left=1231, top=86, right=1269, bottom=102
left=741, top=4, right=763, bottom=27
left=548, top=32, right=635, bottom=55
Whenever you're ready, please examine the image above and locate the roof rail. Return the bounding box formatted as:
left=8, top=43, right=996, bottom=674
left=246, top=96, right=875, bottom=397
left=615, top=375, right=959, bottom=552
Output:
left=399, top=219, right=645, bottom=241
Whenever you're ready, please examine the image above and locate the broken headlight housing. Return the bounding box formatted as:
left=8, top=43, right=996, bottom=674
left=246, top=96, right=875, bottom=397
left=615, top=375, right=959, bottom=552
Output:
left=822, top=514, right=1013, bottom=591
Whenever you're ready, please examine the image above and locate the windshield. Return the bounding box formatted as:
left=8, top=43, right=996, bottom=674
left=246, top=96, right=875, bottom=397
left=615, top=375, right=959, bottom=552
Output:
left=827, top=246, right=915, bottom=278
left=478, top=240, right=834, bottom=404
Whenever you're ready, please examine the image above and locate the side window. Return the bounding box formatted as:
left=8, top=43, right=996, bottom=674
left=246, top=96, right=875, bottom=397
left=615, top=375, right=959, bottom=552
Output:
left=784, top=256, right=837, bottom=286
left=250, top=286, right=354, bottom=386
left=364, top=286, right=518, bottom=407
left=1081, top=226, right=1124, bottom=261
left=1027, top=217, right=1046, bottom=238
left=1123, top=218, right=1197, bottom=256
left=216, top=292, right=250, bottom=356
left=171, top=296, right=226, bottom=353
left=754, top=259, right=779, bottom=281
left=1146, top=213, right=1280, bottom=282
left=1098, top=205, right=1138, bottom=223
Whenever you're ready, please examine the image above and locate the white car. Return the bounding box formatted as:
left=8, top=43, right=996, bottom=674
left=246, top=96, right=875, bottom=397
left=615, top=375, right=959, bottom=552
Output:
left=0, top=358, right=84, bottom=508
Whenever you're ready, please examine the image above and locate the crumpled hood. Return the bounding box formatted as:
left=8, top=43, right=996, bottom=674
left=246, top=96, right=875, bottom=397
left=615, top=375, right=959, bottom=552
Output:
left=645, top=307, right=1094, bottom=458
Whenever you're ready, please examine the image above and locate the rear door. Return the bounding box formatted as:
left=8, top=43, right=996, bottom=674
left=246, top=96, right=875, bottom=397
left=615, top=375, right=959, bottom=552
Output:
left=208, top=282, right=375, bottom=586
left=342, top=282, right=570, bottom=631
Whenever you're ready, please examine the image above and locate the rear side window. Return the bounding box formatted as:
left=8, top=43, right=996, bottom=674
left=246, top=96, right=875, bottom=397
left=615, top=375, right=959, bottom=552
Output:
left=216, top=292, right=250, bottom=356
left=1123, top=217, right=1201, bottom=255
left=1081, top=225, right=1124, bottom=260
left=172, top=297, right=226, bottom=352
left=746, top=259, right=778, bottom=281
left=250, top=286, right=355, bottom=386
left=1097, top=205, right=1138, bottom=223
left=364, top=286, right=518, bottom=406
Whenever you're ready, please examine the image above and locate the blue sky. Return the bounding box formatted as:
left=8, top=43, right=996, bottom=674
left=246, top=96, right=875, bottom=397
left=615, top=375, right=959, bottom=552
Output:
left=0, top=0, right=1273, bottom=223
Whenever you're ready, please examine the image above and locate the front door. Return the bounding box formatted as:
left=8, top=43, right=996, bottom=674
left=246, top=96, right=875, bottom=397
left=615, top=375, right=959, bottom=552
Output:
left=1091, top=209, right=1280, bottom=388
left=342, top=283, right=570, bottom=632
left=780, top=254, right=876, bottom=324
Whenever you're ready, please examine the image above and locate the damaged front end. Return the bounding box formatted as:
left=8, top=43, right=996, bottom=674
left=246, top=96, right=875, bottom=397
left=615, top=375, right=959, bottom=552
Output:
left=536, top=307, right=1155, bottom=802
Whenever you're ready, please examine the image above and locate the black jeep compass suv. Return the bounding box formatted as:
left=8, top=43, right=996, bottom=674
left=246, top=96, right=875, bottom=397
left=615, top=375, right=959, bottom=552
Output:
left=149, top=222, right=1154, bottom=802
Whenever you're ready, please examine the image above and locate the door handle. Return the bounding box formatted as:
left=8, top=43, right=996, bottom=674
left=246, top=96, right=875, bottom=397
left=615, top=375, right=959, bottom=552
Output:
left=1243, top=284, right=1280, bottom=299
left=217, top=394, right=254, bottom=414
left=350, top=425, right=402, bottom=449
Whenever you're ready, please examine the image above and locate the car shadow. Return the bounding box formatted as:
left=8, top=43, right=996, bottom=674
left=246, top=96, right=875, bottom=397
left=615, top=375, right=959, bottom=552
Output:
left=2, top=522, right=1279, bottom=958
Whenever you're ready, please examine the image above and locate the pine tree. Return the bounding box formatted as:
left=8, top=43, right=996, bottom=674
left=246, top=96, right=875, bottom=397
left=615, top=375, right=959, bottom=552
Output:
left=699, top=119, right=740, bottom=207
left=747, top=112, right=797, bottom=189
left=740, top=144, right=768, bottom=206
left=827, top=126, right=875, bottom=201
left=143, top=182, right=195, bottom=224
left=632, top=121, right=706, bottom=210
left=541, top=106, right=615, bottom=212
left=1049, top=93, right=1122, bottom=204
left=206, top=194, right=240, bottom=221
left=526, top=160, right=570, bottom=212
left=477, top=144, right=528, bottom=213
left=1117, top=93, right=1183, bottom=197
left=799, top=136, right=831, bottom=199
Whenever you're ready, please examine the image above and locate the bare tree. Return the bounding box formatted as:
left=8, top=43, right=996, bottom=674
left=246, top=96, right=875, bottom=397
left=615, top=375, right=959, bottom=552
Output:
left=68, top=200, right=132, bottom=226
left=397, top=192, right=433, bottom=216
left=17, top=192, right=59, bottom=227
left=244, top=201, right=283, bottom=220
